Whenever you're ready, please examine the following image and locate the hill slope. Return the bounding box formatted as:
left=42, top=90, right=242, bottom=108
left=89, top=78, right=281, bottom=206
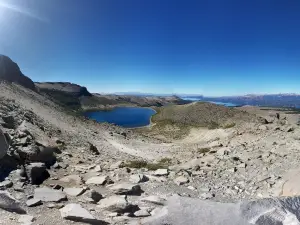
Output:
left=152, top=102, right=257, bottom=128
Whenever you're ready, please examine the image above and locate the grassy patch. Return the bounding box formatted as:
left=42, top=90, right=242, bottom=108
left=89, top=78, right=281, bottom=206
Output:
left=123, top=158, right=172, bottom=170
left=223, top=122, right=236, bottom=129
left=207, top=121, right=219, bottom=129
left=198, top=147, right=210, bottom=154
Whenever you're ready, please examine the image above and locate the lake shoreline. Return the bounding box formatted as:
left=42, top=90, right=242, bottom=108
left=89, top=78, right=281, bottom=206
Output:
left=84, top=106, right=157, bottom=128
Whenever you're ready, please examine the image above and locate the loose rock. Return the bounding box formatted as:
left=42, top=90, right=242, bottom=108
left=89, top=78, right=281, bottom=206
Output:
left=154, top=169, right=169, bottom=176
left=60, top=203, right=103, bottom=223
left=34, top=187, right=67, bottom=202
left=130, top=174, right=149, bottom=183
left=64, top=188, right=85, bottom=197
left=174, top=176, right=189, bottom=185
left=85, top=176, right=112, bottom=185
left=109, top=183, right=142, bottom=195
left=26, top=198, right=42, bottom=207
left=97, top=195, right=133, bottom=213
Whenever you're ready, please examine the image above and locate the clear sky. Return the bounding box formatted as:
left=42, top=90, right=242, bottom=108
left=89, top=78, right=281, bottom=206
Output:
left=0, top=0, right=300, bottom=96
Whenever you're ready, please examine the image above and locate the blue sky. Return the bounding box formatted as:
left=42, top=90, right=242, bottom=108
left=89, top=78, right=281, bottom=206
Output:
left=0, top=0, right=300, bottom=96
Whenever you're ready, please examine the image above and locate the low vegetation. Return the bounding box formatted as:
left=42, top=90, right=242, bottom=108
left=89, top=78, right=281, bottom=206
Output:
left=123, top=158, right=172, bottom=170
left=222, top=122, right=236, bottom=129
left=198, top=147, right=211, bottom=154
left=152, top=102, right=256, bottom=128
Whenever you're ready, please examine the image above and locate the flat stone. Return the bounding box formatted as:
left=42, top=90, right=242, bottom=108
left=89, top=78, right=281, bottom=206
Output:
left=174, top=176, right=189, bottom=185
left=34, top=187, right=67, bottom=202
left=64, top=188, right=85, bottom=197
left=85, top=176, right=111, bottom=185
left=141, top=196, right=166, bottom=205
left=0, top=190, right=25, bottom=214
left=130, top=174, right=149, bottom=183
left=134, top=209, right=151, bottom=217
left=59, top=175, right=83, bottom=186
left=109, top=183, right=141, bottom=195
left=18, top=215, right=34, bottom=225
left=97, top=195, right=132, bottom=213
left=154, top=169, right=169, bottom=176
left=60, top=203, right=103, bottom=223
left=26, top=198, right=42, bottom=207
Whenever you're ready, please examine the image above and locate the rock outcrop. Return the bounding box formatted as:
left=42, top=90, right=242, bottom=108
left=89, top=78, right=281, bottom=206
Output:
left=135, top=195, right=300, bottom=225
left=35, top=82, right=92, bottom=97
left=0, top=55, right=35, bottom=90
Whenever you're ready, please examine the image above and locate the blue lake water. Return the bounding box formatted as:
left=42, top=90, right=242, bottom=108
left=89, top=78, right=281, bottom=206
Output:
left=84, top=107, right=156, bottom=128
left=181, top=97, right=238, bottom=107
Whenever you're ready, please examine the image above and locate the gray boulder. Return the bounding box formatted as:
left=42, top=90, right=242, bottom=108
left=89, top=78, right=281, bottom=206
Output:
left=134, top=195, right=300, bottom=225
left=26, top=163, right=49, bottom=185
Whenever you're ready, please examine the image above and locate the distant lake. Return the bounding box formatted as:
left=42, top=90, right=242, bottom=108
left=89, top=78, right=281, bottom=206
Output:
left=84, top=107, right=156, bottom=128
left=181, top=97, right=238, bottom=107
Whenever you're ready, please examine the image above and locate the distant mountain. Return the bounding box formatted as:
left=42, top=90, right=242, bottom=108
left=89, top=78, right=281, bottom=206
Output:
left=112, top=92, right=177, bottom=97
left=203, top=94, right=300, bottom=108
left=0, top=55, right=36, bottom=90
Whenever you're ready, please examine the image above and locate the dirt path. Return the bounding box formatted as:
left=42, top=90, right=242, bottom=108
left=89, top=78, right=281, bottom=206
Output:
left=105, top=138, right=157, bottom=160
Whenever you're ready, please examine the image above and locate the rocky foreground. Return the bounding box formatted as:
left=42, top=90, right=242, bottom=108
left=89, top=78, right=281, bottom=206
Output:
left=2, top=55, right=300, bottom=224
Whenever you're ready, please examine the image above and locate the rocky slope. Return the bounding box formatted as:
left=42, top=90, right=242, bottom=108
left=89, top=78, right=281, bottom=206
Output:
left=2, top=55, right=300, bottom=224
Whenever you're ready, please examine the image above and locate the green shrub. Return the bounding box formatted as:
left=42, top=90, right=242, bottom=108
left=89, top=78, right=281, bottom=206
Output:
left=208, top=121, right=219, bottom=129
left=198, top=147, right=210, bottom=154
left=223, top=122, right=236, bottom=129
left=123, top=158, right=172, bottom=170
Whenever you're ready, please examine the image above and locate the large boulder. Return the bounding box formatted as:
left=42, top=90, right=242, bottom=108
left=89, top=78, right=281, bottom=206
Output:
left=0, top=128, right=8, bottom=160
left=0, top=55, right=36, bottom=90
left=26, top=163, right=50, bottom=185
left=134, top=195, right=300, bottom=225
